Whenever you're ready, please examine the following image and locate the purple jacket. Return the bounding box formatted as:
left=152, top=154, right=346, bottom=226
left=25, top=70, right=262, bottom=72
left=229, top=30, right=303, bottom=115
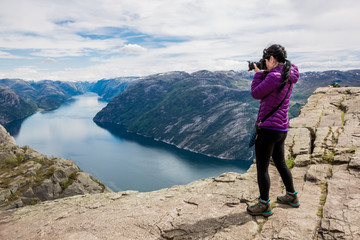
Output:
left=251, top=64, right=299, bottom=129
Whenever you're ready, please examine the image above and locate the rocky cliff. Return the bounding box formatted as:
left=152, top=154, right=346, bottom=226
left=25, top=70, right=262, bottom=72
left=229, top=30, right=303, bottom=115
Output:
left=0, top=124, right=112, bottom=210
left=0, top=87, right=359, bottom=239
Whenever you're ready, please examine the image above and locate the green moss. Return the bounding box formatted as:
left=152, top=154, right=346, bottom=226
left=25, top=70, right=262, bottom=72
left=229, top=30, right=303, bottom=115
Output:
left=286, top=156, right=295, bottom=170
left=45, top=167, right=56, bottom=178
left=317, top=183, right=328, bottom=217
left=34, top=175, right=44, bottom=186
left=328, top=167, right=333, bottom=178
left=2, top=156, right=19, bottom=168
left=30, top=200, right=39, bottom=205
left=60, top=173, right=78, bottom=190
left=90, top=176, right=106, bottom=192
left=258, top=221, right=266, bottom=233
left=0, top=177, right=11, bottom=188
left=7, top=193, right=19, bottom=202
left=322, top=151, right=334, bottom=164
left=341, top=112, right=345, bottom=126
left=60, top=179, right=73, bottom=190
left=270, top=200, right=277, bottom=209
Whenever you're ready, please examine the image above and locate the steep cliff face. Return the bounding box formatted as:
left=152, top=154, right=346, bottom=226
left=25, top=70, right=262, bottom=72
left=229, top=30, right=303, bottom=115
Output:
left=1, top=87, right=359, bottom=240
left=0, top=124, right=112, bottom=210
left=94, top=70, right=258, bottom=160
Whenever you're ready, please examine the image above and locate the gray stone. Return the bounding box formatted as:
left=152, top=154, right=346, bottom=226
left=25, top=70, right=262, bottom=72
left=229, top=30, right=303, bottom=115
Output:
left=21, top=188, right=34, bottom=198
left=305, top=164, right=331, bottom=183
left=12, top=199, right=24, bottom=208
left=0, top=189, right=11, bottom=202
left=51, top=169, right=68, bottom=183
left=319, top=165, right=360, bottom=240
left=348, top=150, right=360, bottom=170
left=294, top=154, right=311, bottom=167
left=20, top=197, right=39, bottom=205
left=0, top=124, right=16, bottom=145
left=32, top=179, right=56, bottom=201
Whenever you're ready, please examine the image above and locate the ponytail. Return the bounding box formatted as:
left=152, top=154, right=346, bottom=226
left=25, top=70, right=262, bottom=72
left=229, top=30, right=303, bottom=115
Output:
left=279, top=59, right=291, bottom=92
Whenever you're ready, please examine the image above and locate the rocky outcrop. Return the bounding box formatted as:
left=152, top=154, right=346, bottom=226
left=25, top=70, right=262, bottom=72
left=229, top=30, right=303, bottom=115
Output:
left=0, top=124, right=112, bottom=210
left=0, top=87, right=359, bottom=239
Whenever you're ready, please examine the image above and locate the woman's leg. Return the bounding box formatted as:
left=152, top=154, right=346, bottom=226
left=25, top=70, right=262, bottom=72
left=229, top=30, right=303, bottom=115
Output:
left=255, top=130, right=276, bottom=201
left=272, top=133, right=295, bottom=193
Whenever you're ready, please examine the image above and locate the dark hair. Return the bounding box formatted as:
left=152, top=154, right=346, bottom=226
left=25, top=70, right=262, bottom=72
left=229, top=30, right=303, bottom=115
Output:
left=263, top=44, right=291, bottom=91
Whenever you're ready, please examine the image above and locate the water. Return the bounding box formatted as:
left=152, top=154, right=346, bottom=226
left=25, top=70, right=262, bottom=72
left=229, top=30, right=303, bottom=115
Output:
left=6, top=93, right=252, bottom=192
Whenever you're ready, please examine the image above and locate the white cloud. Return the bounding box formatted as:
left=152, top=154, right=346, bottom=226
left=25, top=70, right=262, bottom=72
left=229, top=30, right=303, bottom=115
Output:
left=42, top=58, right=57, bottom=64
left=0, top=0, right=359, bottom=81
left=120, top=44, right=147, bottom=53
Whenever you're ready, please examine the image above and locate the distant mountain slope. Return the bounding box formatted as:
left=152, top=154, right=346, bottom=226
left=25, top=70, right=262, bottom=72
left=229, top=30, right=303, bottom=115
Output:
left=89, top=77, right=138, bottom=101
left=293, top=70, right=360, bottom=103
left=93, top=69, right=360, bottom=159
left=94, top=71, right=258, bottom=160
left=0, top=79, right=88, bottom=125
left=0, top=86, right=37, bottom=126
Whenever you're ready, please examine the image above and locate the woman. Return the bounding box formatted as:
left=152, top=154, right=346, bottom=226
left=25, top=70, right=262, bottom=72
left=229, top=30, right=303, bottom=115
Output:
left=247, top=44, right=300, bottom=217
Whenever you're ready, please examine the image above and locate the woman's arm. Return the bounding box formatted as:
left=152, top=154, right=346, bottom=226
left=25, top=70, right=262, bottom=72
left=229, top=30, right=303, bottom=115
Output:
left=251, top=72, right=280, bottom=100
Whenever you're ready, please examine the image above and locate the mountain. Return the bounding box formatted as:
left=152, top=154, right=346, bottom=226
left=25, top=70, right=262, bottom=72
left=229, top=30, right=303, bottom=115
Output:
left=0, top=76, right=139, bottom=126
left=94, top=70, right=258, bottom=160
left=0, top=86, right=37, bottom=126
left=293, top=69, right=360, bottom=103
left=89, top=77, right=138, bottom=101
left=0, top=79, right=89, bottom=125
left=93, top=69, right=360, bottom=160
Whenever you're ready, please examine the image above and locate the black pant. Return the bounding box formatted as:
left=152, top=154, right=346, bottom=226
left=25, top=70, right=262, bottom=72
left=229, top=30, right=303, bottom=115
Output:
left=255, top=128, right=295, bottom=201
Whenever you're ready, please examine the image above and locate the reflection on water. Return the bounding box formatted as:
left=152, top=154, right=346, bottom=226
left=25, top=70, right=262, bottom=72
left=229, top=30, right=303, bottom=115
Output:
left=6, top=93, right=252, bottom=192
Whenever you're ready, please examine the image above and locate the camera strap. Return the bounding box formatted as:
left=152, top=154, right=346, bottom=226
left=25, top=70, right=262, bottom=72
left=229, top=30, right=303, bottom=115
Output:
left=258, top=83, right=292, bottom=126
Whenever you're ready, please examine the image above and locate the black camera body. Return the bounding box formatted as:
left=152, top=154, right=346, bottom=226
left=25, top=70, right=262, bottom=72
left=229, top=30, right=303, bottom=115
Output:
left=247, top=59, right=266, bottom=71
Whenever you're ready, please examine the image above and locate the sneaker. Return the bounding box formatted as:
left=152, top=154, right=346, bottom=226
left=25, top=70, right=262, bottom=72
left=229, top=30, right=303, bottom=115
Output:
left=246, top=198, right=273, bottom=217
left=277, top=191, right=300, bottom=208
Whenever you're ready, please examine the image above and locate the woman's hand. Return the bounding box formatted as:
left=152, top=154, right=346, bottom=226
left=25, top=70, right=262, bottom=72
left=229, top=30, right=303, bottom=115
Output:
left=254, top=63, right=261, bottom=73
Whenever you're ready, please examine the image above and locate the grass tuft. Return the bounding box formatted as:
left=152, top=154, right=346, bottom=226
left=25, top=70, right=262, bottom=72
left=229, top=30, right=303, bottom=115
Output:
left=317, top=183, right=328, bottom=217
left=286, top=156, right=295, bottom=170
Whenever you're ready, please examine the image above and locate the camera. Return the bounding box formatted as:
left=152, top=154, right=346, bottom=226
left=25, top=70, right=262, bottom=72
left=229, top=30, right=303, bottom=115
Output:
left=247, top=59, right=266, bottom=71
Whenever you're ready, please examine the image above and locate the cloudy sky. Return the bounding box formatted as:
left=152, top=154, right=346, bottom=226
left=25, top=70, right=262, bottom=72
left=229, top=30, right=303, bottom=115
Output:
left=0, top=0, right=359, bottom=81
